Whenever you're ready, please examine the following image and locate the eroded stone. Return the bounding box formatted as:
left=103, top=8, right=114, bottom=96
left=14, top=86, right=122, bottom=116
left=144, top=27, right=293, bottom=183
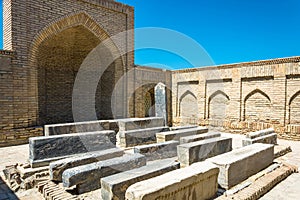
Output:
left=29, top=131, right=116, bottom=168
left=62, top=153, right=146, bottom=193
left=49, top=148, right=124, bottom=181
left=177, top=137, right=232, bottom=167
left=134, top=140, right=179, bottom=161
left=180, top=132, right=221, bottom=144
left=156, top=126, right=208, bottom=142
left=125, top=161, right=219, bottom=200
left=101, top=158, right=180, bottom=200
left=117, top=126, right=169, bottom=148
left=208, top=143, right=274, bottom=189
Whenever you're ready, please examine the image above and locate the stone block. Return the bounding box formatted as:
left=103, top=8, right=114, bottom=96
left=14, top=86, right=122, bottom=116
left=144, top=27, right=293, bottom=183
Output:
left=156, top=127, right=208, bottom=143
left=49, top=148, right=124, bottom=181
left=117, top=117, right=165, bottom=132
left=177, top=137, right=232, bottom=167
left=101, top=158, right=180, bottom=200
left=29, top=131, right=116, bottom=168
left=169, top=125, right=198, bottom=131
left=246, top=128, right=275, bottom=139
left=62, top=153, right=146, bottom=193
left=208, top=143, right=274, bottom=189
left=155, top=83, right=167, bottom=123
left=243, top=133, right=277, bottom=146
left=180, top=132, right=221, bottom=144
left=125, top=161, right=219, bottom=200
left=117, top=126, right=169, bottom=148
left=134, top=141, right=179, bottom=161
left=44, top=120, right=110, bottom=136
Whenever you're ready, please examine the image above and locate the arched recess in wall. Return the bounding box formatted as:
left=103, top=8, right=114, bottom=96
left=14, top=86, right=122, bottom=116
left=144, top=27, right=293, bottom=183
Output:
left=288, top=90, right=300, bottom=124
left=29, top=12, right=124, bottom=125
left=208, top=90, right=230, bottom=119
left=179, top=90, right=198, bottom=118
left=129, top=83, right=156, bottom=118
left=244, top=89, right=272, bottom=122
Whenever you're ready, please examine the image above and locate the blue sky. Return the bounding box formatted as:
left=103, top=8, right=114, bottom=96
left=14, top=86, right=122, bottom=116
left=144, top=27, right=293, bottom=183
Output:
left=1, top=0, right=300, bottom=69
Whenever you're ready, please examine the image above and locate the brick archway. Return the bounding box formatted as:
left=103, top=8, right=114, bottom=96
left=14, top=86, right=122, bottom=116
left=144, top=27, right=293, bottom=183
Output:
left=29, top=12, right=124, bottom=125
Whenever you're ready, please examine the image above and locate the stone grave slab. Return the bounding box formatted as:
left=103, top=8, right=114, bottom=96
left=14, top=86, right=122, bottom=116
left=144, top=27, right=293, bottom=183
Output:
left=62, top=153, right=146, bottom=193
left=180, top=132, right=221, bottom=144
left=208, top=143, right=274, bottom=189
left=49, top=148, right=124, bottom=181
left=134, top=140, right=179, bottom=161
left=29, top=131, right=116, bottom=168
left=117, top=117, right=165, bottom=132
left=101, top=158, right=180, bottom=200
left=156, top=127, right=208, bottom=142
left=125, top=161, right=219, bottom=200
left=117, top=126, right=169, bottom=148
left=169, top=125, right=198, bottom=131
left=177, top=137, right=232, bottom=167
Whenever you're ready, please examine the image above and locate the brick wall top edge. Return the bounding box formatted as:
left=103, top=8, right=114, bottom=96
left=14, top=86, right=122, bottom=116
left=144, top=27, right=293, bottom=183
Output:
left=135, top=65, right=171, bottom=72
left=81, top=0, right=134, bottom=13
left=172, top=56, right=300, bottom=74
left=0, top=50, right=15, bottom=56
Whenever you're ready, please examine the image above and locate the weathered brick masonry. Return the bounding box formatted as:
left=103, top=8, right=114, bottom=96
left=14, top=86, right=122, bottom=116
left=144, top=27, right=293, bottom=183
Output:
left=172, top=56, right=300, bottom=140
left=0, top=0, right=135, bottom=146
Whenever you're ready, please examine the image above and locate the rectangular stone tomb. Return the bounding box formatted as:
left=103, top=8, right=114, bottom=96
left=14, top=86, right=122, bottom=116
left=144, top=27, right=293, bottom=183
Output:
left=101, top=158, right=180, bottom=200
left=243, top=133, right=277, bottom=146
left=125, top=161, right=219, bottom=200
left=242, top=128, right=277, bottom=146
left=208, top=143, right=274, bottom=189
left=169, top=125, right=198, bottom=131
left=117, top=126, right=169, bottom=148
left=29, top=131, right=116, bottom=168
left=117, top=117, right=165, bottom=132
left=180, top=132, right=221, bottom=144
left=246, top=128, right=275, bottom=139
left=62, top=153, right=146, bottom=193
left=49, top=148, right=124, bottom=181
left=177, top=137, right=232, bottom=167
left=156, top=127, right=208, bottom=143
left=44, top=120, right=110, bottom=136
left=133, top=141, right=179, bottom=161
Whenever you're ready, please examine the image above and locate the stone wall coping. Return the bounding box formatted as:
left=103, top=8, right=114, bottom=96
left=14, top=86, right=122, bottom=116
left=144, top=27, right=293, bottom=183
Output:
left=172, top=56, right=300, bottom=73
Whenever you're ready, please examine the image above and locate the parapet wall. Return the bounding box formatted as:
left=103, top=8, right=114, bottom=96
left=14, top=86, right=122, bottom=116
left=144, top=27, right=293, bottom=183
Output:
left=172, top=56, right=300, bottom=140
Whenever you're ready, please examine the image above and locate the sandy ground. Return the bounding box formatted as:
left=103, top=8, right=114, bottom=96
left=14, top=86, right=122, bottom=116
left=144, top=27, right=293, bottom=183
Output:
left=0, top=133, right=299, bottom=200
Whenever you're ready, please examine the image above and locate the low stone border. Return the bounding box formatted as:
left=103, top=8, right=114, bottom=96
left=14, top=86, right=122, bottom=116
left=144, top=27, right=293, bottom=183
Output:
left=37, top=181, right=78, bottom=200
left=216, top=163, right=298, bottom=200
left=274, top=145, right=292, bottom=158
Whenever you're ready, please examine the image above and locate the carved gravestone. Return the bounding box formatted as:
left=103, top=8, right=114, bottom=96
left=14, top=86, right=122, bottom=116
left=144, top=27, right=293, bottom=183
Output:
left=155, top=83, right=167, bottom=125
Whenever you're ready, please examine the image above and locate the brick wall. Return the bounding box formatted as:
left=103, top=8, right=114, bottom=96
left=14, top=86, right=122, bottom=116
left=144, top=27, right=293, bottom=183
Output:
left=131, top=66, right=172, bottom=126
left=172, top=57, right=300, bottom=140
left=0, top=0, right=134, bottom=146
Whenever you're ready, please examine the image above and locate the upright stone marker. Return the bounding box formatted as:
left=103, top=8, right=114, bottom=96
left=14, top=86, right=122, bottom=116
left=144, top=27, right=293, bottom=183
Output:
left=155, top=83, right=167, bottom=125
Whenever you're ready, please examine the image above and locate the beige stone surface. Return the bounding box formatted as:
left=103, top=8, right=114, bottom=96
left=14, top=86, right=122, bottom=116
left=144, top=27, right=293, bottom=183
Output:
left=125, top=161, right=219, bottom=200
left=209, top=143, right=274, bottom=189
left=0, top=132, right=299, bottom=200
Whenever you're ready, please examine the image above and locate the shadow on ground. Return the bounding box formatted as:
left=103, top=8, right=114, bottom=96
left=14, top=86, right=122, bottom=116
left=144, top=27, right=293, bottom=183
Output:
left=0, top=176, right=18, bottom=200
